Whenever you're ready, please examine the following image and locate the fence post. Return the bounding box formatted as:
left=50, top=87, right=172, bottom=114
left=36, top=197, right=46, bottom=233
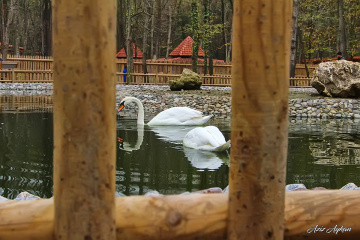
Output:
left=12, top=69, right=15, bottom=83
left=228, top=1, right=292, bottom=239
left=52, top=0, right=116, bottom=239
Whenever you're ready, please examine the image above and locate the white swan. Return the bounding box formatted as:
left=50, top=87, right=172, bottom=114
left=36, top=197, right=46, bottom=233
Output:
left=183, top=126, right=231, bottom=152
left=118, top=96, right=212, bottom=125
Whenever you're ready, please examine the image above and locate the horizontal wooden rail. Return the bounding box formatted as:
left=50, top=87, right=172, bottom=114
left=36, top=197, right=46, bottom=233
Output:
left=0, top=70, right=312, bottom=87
left=0, top=191, right=359, bottom=240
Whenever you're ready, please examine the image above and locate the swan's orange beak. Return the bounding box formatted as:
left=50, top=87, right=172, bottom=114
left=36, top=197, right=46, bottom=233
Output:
left=118, top=105, right=124, bottom=112
left=117, top=137, right=124, bottom=143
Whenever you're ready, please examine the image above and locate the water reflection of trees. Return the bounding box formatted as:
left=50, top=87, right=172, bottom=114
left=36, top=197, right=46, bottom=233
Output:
left=289, top=118, right=360, bottom=165
left=0, top=112, right=53, bottom=199
left=287, top=118, right=360, bottom=189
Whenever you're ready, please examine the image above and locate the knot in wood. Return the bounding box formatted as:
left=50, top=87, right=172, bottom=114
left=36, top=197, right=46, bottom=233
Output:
left=167, top=210, right=182, bottom=227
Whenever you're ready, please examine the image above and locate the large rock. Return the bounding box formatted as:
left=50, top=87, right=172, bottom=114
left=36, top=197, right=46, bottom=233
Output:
left=169, top=68, right=202, bottom=91
left=311, top=60, right=360, bottom=98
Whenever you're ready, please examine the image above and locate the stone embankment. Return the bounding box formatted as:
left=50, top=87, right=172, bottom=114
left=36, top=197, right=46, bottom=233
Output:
left=2, top=182, right=360, bottom=201
left=289, top=98, right=360, bottom=119
left=1, top=83, right=360, bottom=119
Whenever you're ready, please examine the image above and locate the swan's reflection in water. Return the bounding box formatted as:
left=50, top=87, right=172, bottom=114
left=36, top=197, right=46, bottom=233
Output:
left=119, top=125, right=144, bottom=152
left=148, top=125, right=195, bottom=144
left=183, top=147, right=230, bottom=171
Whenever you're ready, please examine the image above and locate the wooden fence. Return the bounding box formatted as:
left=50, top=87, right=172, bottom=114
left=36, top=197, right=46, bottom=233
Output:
left=0, top=56, right=317, bottom=87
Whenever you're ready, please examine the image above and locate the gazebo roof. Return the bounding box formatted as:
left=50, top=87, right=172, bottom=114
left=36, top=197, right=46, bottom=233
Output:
left=157, top=57, right=224, bottom=63
left=169, top=36, right=204, bottom=57
left=116, top=43, right=143, bottom=58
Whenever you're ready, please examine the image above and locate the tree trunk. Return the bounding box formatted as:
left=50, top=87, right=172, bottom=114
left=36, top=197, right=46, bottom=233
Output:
left=117, top=0, right=126, bottom=51
left=150, top=0, right=155, bottom=59
left=338, top=0, right=347, bottom=58
left=191, top=0, right=199, bottom=73
left=42, top=0, right=52, bottom=56
left=142, top=1, right=150, bottom=77
left=14, top=8, right=20, bottom=56
left=126, top=0, right=134, bottom=82
left=22, top=0, right=29, bottom=55
left=228, top=0, right=292, bottom=239
left=203, top=0, right=210, bottom=75
left=221, top=0, right=227, bottom=61
left=52, top=0, right=116, bottom=238
left=227, top=21, right=233, bottom=63
left=1, top=0, right=16, bottom=61
left=290, top=0, right=300, bottom=77
left=154, top=0, right=162, bottom=60
left=165, top=4, right=172, bottom=60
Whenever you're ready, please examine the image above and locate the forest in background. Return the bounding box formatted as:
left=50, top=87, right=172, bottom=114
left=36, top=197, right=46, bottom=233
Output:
left=0, top=0, right=360, bottom=73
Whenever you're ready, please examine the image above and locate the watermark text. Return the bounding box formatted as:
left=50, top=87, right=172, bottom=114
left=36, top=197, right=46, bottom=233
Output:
left=307, top=225, right=352, bottom=234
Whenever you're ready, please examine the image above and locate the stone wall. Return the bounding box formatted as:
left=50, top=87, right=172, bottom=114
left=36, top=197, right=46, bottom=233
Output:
left=289, top=98, right=360, bottom=119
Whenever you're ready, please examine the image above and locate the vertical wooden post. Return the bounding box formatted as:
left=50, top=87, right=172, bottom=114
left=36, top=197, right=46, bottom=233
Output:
left=228, top=1, right=292, bottom=240
left=11, top=69, right=15, bottom=83
left=52, top=0, right=116, bottom=239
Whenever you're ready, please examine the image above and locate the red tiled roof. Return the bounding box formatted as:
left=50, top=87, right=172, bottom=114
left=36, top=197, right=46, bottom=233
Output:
left=116, top=43, right=143, bottom=58
left=158, top=57, right=224, bottom=63
left=169, top=36, right=204, bottom=57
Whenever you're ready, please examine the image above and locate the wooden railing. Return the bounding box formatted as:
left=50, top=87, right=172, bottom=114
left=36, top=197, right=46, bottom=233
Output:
left=0, top=69, right=312, bottom=87
left=0, top=69, right=53, bottom=83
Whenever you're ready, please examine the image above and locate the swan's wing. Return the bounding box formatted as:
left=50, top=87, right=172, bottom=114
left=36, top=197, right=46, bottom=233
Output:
left=183, top=127, right=221, bottom=149
left=148, top=107, right=212, bottom=125
left=204, top=126, right=226, bottom=144
left=183, top=126, right=230, bottom=152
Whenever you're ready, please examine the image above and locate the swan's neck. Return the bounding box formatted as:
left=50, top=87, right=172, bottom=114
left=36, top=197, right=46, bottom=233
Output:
left=130, top=97, right=145, bottom=125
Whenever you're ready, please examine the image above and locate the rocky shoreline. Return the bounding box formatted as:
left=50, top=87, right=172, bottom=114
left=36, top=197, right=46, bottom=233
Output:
left=1, top=182, right=359, bottom=201
left=1, top=83, right=360, bottom=119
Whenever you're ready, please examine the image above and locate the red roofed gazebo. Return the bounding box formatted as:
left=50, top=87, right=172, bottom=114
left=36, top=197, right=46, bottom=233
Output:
left=116, top=43, right=143, bottom=59
left=169, top=36, right=204, bottom=57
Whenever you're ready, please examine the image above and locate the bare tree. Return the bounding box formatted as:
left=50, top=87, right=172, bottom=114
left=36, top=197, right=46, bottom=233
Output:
left=338, top=0, right=347, bottom=58
left=1, top=0, right=16, bottom=60
left=165, top=3, right=172, bottom=60
left=142, top=1, right=151, bottom=77
left=290, top=0, right=300, bottom=77
left=41, top=0, right=52, bottom=56
left=150, top=0, right=155, bottom=59
left=126, top=0, right=134, bottom=82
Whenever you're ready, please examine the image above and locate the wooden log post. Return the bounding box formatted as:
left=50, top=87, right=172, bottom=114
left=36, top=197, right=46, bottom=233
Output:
left=1, top=191, right=360, bottom=239
left=52, top=0, right=116, bottom=239
left=228, top=1, right=292, bottom=239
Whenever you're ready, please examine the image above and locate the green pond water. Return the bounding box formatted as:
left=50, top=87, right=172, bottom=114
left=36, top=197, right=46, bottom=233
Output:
left=1, top=111, right=360, bottom=199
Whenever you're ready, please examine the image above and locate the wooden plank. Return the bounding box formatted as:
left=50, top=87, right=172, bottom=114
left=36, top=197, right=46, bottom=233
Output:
left=52, top=0, right=116, bottom=239
left=228, top=0, right=292, bottom=239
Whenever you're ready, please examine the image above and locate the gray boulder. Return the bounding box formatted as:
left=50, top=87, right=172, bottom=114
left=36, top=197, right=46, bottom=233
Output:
left=311, top=60, right=360, bottom=98
left=169, top=68, right=202, bottom=91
